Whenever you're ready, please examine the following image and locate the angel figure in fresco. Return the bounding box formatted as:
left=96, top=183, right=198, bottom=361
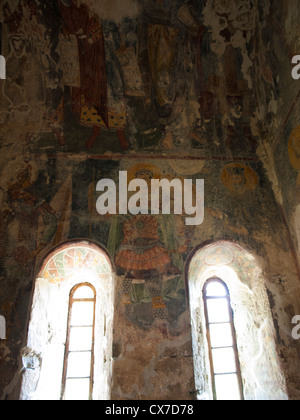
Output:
left=58, top=0, right=129, bottom=149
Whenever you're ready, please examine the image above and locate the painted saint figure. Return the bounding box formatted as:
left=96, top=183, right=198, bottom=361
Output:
left=103, top=163, right=185, bottom=328
left=58, top=0, right=129, bottom=149
left=138, top=0, right=201, bottom=149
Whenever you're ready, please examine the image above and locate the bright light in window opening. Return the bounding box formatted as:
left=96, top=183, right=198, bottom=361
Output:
left=62, top=283, right=96, bottom=401
left=203, top=279, right=243, bottom=401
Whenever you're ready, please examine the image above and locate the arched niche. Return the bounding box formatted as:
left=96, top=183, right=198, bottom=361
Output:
left=187, top=241, right=288, bottom=400
left=20, top=242, right=115, bottom=400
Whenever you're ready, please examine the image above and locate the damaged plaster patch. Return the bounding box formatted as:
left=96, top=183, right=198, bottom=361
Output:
left=267, top=91, right=279, bottom=115
left=241, top=46, right=253, bottom=90
left=203, top=0, right=254, bottom=88
left=84, top=0, right=139, bottom=22
left=0, top=343, right=11, bottom=362
left=257, top=142, right=283, bottom=206
left=203, top=1, right=228, bottom=56
left=293, top=204, right=300, bottom=258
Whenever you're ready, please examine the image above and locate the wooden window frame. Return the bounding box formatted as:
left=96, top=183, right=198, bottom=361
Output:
left=61, top=283, right=96, bottom=400
left=203, top=278, right=244, bottom=400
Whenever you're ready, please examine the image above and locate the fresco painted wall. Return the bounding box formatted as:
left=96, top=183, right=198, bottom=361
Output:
left=0, top=0, right=300, bottom=400
left=0, top=0, right=259, bottom=156
left=254, top=0, right=300, bottom=263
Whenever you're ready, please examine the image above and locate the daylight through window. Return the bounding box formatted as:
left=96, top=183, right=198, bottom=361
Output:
left=61, top=284, right=96, bottom=400
left=203, top=278, right=243, bottom=400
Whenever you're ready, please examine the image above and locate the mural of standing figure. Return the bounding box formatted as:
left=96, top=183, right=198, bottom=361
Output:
left=138, top=0, right=201, bottom=149
left=58, top=0, right=129, bottom=149
left=105, top=163, right=185, bottom=328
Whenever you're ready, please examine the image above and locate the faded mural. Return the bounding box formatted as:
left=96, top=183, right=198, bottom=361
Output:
left=0, top=0, right=258, bottom=155
left=0, top=0, right=300, bottom=401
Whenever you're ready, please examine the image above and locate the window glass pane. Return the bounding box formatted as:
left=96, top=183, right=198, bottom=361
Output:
left=69, top=327, right=93, bottom=351
left=214, top=374, right=241, bottom=401
left=212, top=347, right=237, bottom=374
left=66, top=352, right=91, bottom=378
left=206, top=298, right=230, bottom=323
left=64, top=378, right=90, bottom=401
left=205, top=281, right=228, bottom=297
left=71, top=302, right=94, bottom=326
left=73, top=286, right=94, bottom=300
left=209, top=323, right=233, bottom=348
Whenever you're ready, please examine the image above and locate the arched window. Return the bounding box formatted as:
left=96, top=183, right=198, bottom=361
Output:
left=20, top=242, right=114, bottom=401
left=188, top=241, right=288, bottom=400
left=61, top=284, right=96, bottom=401
left=203, top=279, right=243, bottom=400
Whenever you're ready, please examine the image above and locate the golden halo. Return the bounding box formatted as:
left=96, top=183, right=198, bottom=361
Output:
left=220, top=163, right=259, bottom=194
left=127, top=163, right=162, bottom=184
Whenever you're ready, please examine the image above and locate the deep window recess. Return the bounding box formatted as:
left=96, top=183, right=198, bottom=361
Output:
left=61, top=284, right=96, bottom=400
left=203, top=278, right=244, bottom=400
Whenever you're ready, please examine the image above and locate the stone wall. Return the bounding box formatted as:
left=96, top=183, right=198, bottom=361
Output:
left=0, top=0, right=300, bottom=400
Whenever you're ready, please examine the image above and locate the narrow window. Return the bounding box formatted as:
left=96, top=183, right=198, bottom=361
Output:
left=203, top=278, right=243, bottom=400
left=61, top=284, right=96, bottom=400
